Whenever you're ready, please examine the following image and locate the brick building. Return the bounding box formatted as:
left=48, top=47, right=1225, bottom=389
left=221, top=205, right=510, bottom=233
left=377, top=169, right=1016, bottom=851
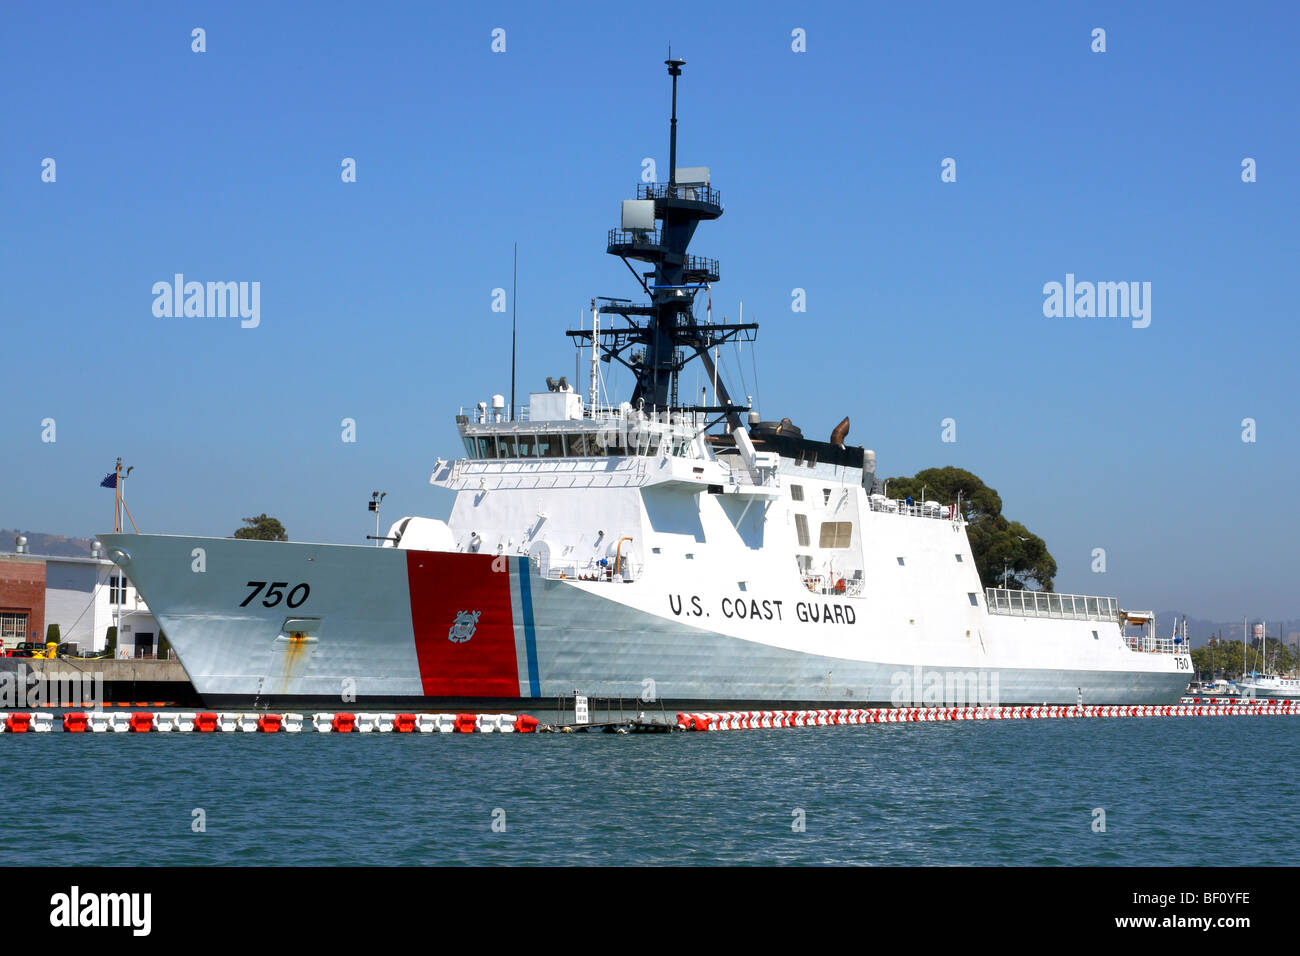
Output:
left=0, top=554, right=46, bottom=651
left=0, top=545, right=157, bottom=657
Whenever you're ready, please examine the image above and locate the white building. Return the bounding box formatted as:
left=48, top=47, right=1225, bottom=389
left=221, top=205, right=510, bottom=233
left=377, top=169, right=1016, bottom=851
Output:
left=3, top=543, right=159, bottom=657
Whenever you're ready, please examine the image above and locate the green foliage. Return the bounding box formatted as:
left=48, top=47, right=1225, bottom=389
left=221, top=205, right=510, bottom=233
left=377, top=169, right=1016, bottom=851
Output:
left=46, top=623, right=60, bottom=644
left=157, top=630, right=171, bottom=661
left=233, top=514, right=288, bottom=541
left=104, top=626, right=117, bottom=658
left=885, top=466, right=1056, bottom=591
left=1192, top=638, right=1300, bottom=679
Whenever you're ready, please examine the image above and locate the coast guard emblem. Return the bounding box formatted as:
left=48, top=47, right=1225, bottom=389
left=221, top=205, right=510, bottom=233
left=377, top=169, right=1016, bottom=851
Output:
left=448, top=610, right=481, bottom=644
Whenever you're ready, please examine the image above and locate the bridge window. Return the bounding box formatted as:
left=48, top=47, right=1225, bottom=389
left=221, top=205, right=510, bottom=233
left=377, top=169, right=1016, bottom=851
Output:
left=537, top=435, right=564, bottom=457
left=790, top=484, right=804, bottom=501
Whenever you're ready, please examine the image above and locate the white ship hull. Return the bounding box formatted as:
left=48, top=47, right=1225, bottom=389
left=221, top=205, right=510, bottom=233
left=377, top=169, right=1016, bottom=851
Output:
left=100, top=532, right=1188, bottom=710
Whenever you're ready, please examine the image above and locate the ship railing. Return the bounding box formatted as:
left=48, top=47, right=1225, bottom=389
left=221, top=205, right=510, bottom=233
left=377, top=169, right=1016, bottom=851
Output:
left=803, top=573, right=864, bottom=597
left=607, top=228, right=661, bottom=251
left=532, top=555, right=639, bottom=584
left=637, top=182, right=722, bottom=207
left=1124, top=635, right=1188, bottom=656
left=461, top=403, right=640, bottom=425
left=724, top=462, right=779, bottom=489
left=984, top=587, right=1121, bottom=623
left=683, top=255, right=720, bottom=281
left=476, top=400, right=705, bottom=430
left=868, top=496, right=955, bottom=520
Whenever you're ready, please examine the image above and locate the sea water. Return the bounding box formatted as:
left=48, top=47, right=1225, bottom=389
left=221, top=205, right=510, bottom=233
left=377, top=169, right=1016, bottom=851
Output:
left=2, top=717, right=1294, bottom=866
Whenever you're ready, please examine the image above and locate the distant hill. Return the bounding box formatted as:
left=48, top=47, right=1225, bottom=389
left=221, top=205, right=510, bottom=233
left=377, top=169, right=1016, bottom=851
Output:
left=1, top=528, right=96, bottom=557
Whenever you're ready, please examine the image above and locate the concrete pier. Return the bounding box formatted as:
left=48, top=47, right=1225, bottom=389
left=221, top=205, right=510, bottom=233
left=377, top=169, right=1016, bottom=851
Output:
left=0, top=657, right=199, bottom=706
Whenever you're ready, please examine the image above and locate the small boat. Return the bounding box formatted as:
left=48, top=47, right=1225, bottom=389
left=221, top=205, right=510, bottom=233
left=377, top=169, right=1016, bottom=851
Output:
left=1234, top=672, right=1300, bottom=699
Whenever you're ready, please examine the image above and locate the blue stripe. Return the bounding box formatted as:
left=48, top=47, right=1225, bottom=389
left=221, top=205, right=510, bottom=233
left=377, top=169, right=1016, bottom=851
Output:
left=518, top=557, right=540, bottom=696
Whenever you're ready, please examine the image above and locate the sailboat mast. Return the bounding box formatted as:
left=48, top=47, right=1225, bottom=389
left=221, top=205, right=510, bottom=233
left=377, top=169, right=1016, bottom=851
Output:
left=510, top=243, right=517, bottom=421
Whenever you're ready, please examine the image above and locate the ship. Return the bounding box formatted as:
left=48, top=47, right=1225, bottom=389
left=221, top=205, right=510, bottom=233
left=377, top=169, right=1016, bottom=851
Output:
left=1233, top=674, right=1300, bottom=699
left=99, top=60, right=1191, bottom=713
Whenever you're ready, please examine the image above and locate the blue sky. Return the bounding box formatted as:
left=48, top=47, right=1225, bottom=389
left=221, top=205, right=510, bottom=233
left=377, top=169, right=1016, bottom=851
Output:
left=3, top=2, right=1297, bottom=619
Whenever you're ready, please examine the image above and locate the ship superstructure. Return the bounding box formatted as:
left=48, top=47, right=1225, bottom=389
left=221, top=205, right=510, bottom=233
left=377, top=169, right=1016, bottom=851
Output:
left=100, top=61, right=1190, bottom=711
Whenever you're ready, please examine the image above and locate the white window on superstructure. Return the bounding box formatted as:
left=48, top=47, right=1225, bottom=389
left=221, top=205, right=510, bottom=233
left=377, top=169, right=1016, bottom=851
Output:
left=968, top=592, right=978, bottom=606
left=822, top=488, right=831, bottom=505
left=794, top=514, right=811, bottom=548
left=955, top=554, right=963, bottom=562
left=790, top=484, right=804, bottom=502
left=897, top=557, right=905, bottom=566
left=819, top=521, right=852, bottom=549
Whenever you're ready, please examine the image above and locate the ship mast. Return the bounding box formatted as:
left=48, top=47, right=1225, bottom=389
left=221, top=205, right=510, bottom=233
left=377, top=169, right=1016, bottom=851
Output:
left=567, top=58, right=757, bottom=430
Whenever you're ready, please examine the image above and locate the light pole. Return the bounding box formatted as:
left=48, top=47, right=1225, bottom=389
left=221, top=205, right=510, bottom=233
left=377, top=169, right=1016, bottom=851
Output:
left=116, top=461, right=133, bottom=658
left=368, top=491, right=387, bottom=546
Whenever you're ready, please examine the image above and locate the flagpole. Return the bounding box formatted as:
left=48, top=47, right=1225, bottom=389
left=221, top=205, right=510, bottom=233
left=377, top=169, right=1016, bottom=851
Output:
left=114, top=458, right=122, bottom=658
left=510, top=242, right=517, bottom=422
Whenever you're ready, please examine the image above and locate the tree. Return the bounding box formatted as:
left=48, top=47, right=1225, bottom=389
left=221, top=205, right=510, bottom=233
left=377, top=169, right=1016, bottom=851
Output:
left=1189, top=637, right=1297, bottom=679
left=233, top=514, right=288, bottom=541
left=104, top=625, right=118, bottom=659
left=157, top=630, right=171, bottom=661
left=885, top=466, right=1057, bottom=591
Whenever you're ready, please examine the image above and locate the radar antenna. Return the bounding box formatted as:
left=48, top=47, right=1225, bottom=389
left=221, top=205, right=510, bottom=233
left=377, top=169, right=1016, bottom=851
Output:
left=567, top=58, right=757, bottom=430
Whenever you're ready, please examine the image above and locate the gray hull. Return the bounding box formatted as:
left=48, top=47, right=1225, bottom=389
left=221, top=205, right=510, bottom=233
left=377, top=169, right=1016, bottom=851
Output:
left=99, top=534, right=1189, bottom=710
